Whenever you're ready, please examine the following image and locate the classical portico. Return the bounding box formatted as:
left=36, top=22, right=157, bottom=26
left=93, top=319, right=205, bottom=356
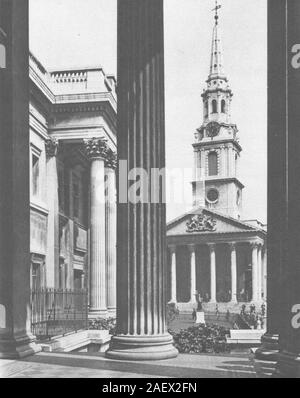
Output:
left=167, top=209, right=266, bottom=312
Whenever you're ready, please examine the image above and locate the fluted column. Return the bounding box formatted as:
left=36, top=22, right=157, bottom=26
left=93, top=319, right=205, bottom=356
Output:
left=208, top=244, right=216, bottom=303
left=229, top=243, right=237, bottom=303
left=169, top=245, right=177, bottom=303
left=255, top=1, right=285, bottom=361
left=0, top=0, right=40, bottom=358
left=277, top=0, right=300, bottom=376
left=262, top=247, right=267, bottom=300
left=45, top=138, right=59, bottom=288
left=106, top=0, right=178, bottom=360
left=188, top=245, right=197, bottom=303
left=84, top=138, right=107, bottom=318
left=251, top=242, right=259, bottom=302
left=105, top=149, right=117, bottom=315
left=257, top=244, right=262, bottom=302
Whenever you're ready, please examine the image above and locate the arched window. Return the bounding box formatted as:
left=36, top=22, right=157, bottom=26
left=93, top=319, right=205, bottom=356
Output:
left=208, top=152, right=218, bottom=176
left=204, top=101, right=208, bottom=117
left=221, top=99, right=226, bottom=113
left=0, top=44, right=6, bottom=69
left=212, top=99, right=217, bottom=114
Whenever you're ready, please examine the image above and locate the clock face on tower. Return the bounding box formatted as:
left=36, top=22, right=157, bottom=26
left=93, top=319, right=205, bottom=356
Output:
left=206, top=122, right=220, bottom=138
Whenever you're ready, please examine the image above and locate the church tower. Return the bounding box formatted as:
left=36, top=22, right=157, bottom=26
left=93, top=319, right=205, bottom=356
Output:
left=193, top=1, right=244, bottom=219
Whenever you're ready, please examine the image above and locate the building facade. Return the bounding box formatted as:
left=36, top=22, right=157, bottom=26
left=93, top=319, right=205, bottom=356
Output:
left=166, top=8, right=267, bottom=313
left=29, top=52, right=117, bottom=318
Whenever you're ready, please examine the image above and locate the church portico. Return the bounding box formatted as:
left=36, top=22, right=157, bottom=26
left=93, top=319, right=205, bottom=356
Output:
left=167, top=209, right=266, bottom=312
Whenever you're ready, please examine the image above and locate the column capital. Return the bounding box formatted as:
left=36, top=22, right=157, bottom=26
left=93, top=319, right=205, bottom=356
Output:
left=45, top=138, right=59, bottom=158
left=228, top=242, right=236, bottom=251
left=105, top=147, right=117, bottom=170
left=207, top=243, right=216, bottom=252
left=84, top=137, right=108, bottom=160
left=187, top=244, right=196, bottom=253
left=168, top=244, right=177, bottom=254
left=250, top=241, right=260, bottom=249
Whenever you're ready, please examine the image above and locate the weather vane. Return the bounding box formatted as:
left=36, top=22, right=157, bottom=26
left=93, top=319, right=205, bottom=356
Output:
left=212, top=0, right=222, bottom=25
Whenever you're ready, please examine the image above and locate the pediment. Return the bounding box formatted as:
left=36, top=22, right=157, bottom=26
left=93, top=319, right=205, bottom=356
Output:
left=167, top=207, right=257, bottom=236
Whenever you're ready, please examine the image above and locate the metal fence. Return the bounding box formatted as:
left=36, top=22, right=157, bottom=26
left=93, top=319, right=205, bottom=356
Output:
left=31, top=288, right=88, bottom=340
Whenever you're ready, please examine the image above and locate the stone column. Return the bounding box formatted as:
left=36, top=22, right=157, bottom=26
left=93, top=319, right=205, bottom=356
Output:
left=229, top=243, right=237, bottom=303
left=255, top=1, right=285, bottom=361
left=105, top=149, right=117, bottom=315
left=257, top=244, right=262, bottom=302
left=251, top=242, right=259, bottom=302
left=45, top=138, right=59, bottom=288
left=169, top=245, right=177, bottom=303
left=106, top=0, right=178, bottom=360
left=262, top=247, right=267, bottom=300
left=188, top=245, right=197, bottom=303
left=208, top=244, right=216, bottom=303
left=220, top=145, right=226, bottom=177
left=84, top=137, right=108, bottom=318
left=277, top=0, right=300, bottom=376
left=0, top=0, right=40, bottom=358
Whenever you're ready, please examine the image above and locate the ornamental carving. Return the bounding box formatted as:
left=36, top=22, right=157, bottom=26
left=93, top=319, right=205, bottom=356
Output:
left=45, top=138, right=58, bottom=157
left=84, top=137, right=108, bottom=159
left=105, top=147, right=117, bottom=170
left=186, top=212, right=217, bottom=233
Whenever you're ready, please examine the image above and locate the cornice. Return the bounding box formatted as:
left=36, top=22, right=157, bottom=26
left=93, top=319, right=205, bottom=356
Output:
left=191, top=177, right=245, bottom=190
left=193, top=139, right=242, bottom=153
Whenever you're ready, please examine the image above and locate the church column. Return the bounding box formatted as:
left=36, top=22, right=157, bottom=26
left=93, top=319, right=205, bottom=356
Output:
left=105, top=149, right=117, bottom=315
left=229, top=243, right=237, bottom=303
left=0, top=0, right=40, bottom=358
left=45, top=138, right=59, bottom=288
left=188, top=245, right=197, bottom=303
left=262, top=247, right=267, bottom=300
left=208, top=244, right=216, bottom=303
left=106, top=0, right=178, bottom=360
left=220, top=145, right=226, bottom=177
left=200, top=149, right=206, bottom=179
left=257, top=244, right=262, bottom=302
left=84, top=138, right=107, bottom=318
left=251, top=242, right=259, bottom=302
left=169, top=245, right=177, bottom=303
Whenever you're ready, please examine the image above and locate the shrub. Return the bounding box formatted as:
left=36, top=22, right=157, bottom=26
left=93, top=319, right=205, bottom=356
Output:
left=169, top=324, right=230, bottom=354
left=89, top=317, right=116, bottom=335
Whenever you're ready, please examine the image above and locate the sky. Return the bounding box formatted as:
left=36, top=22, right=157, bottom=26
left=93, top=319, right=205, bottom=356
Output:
left=29, top=0, right=267, bottom=223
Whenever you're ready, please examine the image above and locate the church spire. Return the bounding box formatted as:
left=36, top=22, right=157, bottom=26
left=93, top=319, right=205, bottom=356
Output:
left=209, top=1, right=226, bottom=81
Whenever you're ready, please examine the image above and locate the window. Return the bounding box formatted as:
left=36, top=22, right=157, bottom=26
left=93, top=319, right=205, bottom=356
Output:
left=208, top=152, right=218, bottom=176
left=0, top=44, right=6, bottom=68
left=32, top=153, right=40, bottom=197
left=212, top=99, right=217, bottom=113
left=204, top=101, right=208, bottom=117
left=73, top=178, right=80, bottom=219
left=221, top=99, right=226, bottom=113
left=31, top=263, right=41, bottom=290
left=206, top=188, right=219, bottom=203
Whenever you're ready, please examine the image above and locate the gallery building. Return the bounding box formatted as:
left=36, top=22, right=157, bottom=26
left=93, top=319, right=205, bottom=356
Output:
left=28, top=51, right=117, bottom=321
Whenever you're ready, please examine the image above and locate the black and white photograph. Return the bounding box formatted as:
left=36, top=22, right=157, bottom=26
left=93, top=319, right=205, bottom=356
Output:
left=0, top=0, right=299, bottom=382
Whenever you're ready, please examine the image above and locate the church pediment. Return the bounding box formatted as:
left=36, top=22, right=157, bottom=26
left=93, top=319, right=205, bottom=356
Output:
left=167, top=207, right=259, bottom=236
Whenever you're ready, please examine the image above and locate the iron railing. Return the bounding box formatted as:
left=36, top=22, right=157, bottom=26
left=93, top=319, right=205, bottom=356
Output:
left=31, top=288, right=88, bottom=340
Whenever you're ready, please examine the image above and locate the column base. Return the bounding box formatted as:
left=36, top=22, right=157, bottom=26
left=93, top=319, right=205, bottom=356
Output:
left=106, top=334, right=179, bottom=361
left=276, top=350, right=300, bottom=378
left=0, top=332, right=41, bottom=359
left=107, top=307, right=116, bottom=318
left=88, top=309, right=108, bottom=319
left=255, top=333, right=279, bottom=362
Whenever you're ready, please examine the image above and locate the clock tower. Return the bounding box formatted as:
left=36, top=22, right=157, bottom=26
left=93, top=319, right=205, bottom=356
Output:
left=193, top=2, right=244, bottom=219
